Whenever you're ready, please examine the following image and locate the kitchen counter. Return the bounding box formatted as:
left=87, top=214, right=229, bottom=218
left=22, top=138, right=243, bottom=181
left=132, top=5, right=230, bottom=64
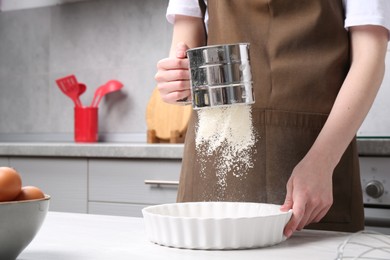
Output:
left=0, top=138, right=389, bottom=159
left=18, top=211, right=389, bottom=260
left=0, top=142, right=184, bottom=159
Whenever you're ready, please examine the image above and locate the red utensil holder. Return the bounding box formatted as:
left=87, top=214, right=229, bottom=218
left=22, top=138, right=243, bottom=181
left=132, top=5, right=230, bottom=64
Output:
left=74, top=107, right=98, bottom=143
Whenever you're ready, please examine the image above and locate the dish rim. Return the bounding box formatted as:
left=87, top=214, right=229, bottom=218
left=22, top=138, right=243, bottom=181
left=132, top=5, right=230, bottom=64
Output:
left=0, top=194, right=51, bottom=205
left=142, top=201, right=293, bottom=221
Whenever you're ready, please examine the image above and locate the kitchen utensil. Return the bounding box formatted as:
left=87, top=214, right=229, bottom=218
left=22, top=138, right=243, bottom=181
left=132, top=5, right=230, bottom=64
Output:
left=91, top=80, right=123, bottom=107
left=74, top=106, right=98, bottom=143
left=78, top=83, right=86, bottom=96
left=56, top=75, right=82, bottom=107
left=76, top=83, right=87, bottom=107
left=0, top=195, right=50, bottom=259
left=185, top=43, right=255, bottom=109
left=142, top=202, right=292, bottom=250
left=145, top=87, right=192, bottom=143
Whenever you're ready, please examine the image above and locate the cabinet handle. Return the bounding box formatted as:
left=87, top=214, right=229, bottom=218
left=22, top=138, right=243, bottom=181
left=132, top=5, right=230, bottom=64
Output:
left=144, top=180, right=179, bottom=186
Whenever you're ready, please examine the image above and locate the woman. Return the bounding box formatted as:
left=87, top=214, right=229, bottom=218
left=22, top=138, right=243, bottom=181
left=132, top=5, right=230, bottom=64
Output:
left=155, top=0, right=390, bottom=237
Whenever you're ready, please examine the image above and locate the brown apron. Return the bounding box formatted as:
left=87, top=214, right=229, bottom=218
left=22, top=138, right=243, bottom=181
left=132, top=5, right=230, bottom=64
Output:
left=177, top=0, right=364, bottom=232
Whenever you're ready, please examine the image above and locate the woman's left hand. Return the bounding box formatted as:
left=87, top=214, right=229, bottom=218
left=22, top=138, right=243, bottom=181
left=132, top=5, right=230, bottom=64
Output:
left=281, top=25, right=389, bottom=238
left=280, top=151, right=334, bottom=238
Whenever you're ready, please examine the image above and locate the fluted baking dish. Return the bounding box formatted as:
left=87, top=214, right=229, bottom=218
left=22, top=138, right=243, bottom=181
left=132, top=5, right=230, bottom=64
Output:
left=142, top=202, right=292, bottom=250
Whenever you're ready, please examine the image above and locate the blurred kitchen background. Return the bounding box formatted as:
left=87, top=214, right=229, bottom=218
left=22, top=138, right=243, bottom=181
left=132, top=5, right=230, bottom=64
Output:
left=1, top=0, right=390, bottom=142
left=0, top=0, right=172, bottom=142
left=1, top=0, right=390, bottom=234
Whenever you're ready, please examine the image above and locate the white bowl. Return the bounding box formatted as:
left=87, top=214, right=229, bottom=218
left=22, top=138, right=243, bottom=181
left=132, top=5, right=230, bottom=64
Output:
left=142, top=202, right=292, bottom=250
left=0, top=195, right=50, bottom=260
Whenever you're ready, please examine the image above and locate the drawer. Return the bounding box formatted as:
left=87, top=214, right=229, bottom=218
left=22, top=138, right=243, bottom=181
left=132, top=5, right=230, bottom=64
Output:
left=89, top=159, right=181, bottom=205
left=0, top=157, right=9, bottom=166
left=9, top=157, right=88, bottom=213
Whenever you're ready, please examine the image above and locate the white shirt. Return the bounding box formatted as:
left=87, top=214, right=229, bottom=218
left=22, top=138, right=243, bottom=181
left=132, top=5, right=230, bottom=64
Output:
left=166, top=0, right=390, bottom=34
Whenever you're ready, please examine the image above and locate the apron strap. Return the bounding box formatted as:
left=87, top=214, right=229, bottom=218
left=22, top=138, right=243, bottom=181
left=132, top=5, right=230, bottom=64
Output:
left=198, top=0, right=208, bottom=43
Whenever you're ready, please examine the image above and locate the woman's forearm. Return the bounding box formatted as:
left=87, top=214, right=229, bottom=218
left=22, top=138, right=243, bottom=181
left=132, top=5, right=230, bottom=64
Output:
left=309, top=25, right=388, bottom=169
left=168, top=15, right=206, bottom=57
left=155, top=15, right=206, bottom=103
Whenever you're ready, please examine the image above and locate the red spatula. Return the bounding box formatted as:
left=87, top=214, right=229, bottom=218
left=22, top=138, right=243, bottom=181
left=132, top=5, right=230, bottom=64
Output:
left=91, top=80, right=123, bottom=107
left=56, top=75, right=82, bottom=107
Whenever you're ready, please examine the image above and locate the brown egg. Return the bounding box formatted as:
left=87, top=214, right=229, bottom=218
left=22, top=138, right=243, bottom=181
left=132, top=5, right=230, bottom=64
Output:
left=15, top=186, right=45, bottom=201
left=0, top=167, right=22, bottom=202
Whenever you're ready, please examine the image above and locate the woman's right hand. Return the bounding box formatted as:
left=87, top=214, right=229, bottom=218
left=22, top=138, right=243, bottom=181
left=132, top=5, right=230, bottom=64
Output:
left=155, top=42, right=191, bottom=104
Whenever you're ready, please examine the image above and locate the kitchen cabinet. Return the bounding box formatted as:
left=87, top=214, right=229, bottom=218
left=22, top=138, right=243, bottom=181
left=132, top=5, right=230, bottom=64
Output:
left=0, top=154, right=181, bottom=217
left=88, top=159, right=181, bottom=217
left=9, top=157, right=88, bottom=213
left=0, top=157, right=9, bottom=166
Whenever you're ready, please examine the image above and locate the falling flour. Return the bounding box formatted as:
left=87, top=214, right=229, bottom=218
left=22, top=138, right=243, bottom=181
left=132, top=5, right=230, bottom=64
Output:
left=195, top=105, right=257, bottom=199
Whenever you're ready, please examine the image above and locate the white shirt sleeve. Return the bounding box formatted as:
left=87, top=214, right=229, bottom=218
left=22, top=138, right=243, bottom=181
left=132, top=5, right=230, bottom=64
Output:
left=166, top=0, right=202, bottom=24
left=166, top=0, right=390, bottom=38
left=344, top=0, right=390, bottom=33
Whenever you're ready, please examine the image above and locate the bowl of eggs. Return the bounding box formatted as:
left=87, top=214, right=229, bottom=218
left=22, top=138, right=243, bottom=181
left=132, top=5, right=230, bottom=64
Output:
left=0, top=166, right=50, bottom=260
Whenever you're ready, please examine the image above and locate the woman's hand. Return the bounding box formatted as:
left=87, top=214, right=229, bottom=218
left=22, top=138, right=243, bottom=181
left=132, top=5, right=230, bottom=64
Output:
left=281, top=151, right=334, bottom=238
left=281, top=25, right=388, bottom=238
left=154, top=14, right=206, bottom=104
left=155, top=42, right=191, bottom=104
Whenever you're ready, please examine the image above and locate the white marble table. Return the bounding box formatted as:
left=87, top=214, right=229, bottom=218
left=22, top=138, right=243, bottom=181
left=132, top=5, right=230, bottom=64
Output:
left=17, top=211, right=390, bottom=260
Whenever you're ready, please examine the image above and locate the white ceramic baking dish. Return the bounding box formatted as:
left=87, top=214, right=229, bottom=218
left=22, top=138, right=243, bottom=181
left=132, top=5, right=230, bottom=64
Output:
left=142, top=201, right=292, bottom=250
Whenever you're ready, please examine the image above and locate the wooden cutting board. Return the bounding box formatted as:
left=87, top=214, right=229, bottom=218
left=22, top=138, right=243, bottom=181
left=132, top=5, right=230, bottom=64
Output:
left=145, top=87, right=192, bottom=143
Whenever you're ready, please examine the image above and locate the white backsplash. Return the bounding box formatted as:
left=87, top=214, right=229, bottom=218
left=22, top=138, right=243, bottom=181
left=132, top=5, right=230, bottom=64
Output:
left=0, top=0, right=171, bottom=142
left=358, top=46, right=390, bottom=138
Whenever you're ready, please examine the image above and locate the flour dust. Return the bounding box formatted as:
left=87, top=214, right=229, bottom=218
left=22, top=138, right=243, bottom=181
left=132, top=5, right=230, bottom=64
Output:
left=195, top=105, right=257, bottom=199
